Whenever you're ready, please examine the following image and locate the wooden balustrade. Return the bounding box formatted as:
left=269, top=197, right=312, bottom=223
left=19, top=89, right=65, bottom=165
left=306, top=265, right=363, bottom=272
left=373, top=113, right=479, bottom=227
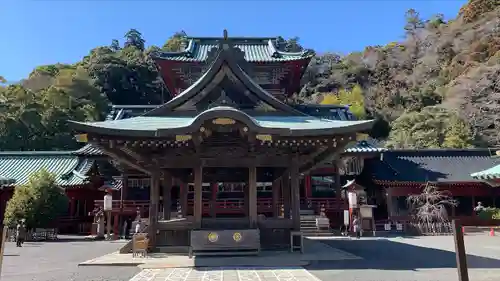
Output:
left=94, top=198, right=345, bottom=215
left=301, top=198, right=347, bottom=211
left=94, top=200, right=150, bottom=213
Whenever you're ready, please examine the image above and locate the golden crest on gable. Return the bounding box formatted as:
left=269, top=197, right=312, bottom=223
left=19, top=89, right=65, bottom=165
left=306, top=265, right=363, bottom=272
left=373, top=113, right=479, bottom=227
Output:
left=212, top=118, right=236, bottom=125
left=256, top=134, right=272, bottom=141
left=175, top=135, right=192, bottom=142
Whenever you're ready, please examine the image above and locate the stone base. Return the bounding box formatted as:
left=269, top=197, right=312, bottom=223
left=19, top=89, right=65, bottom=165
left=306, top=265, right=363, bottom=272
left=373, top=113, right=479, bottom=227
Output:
left=79, top=239, right=361, bottom=268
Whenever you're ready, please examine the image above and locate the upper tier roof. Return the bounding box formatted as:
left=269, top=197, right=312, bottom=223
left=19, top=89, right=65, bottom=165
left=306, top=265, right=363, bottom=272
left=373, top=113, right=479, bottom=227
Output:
left=152, top=34, right=313, bottom=63
left=70, top=32, right=374, bottom=138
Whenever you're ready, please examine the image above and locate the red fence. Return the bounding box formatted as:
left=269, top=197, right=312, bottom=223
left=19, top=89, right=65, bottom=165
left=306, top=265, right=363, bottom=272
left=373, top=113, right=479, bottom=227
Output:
left=94, top=198, right=347, bottom=215
left=94, top=200, right=150, bottom=214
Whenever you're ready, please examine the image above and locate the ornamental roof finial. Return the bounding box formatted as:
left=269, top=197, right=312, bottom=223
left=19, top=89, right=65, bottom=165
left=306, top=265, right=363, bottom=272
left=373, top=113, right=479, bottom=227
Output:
left=223, top=29, right=228, bottom=40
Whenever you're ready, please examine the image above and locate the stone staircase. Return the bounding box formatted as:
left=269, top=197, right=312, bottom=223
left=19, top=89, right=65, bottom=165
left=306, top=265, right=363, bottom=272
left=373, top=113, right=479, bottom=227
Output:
left=299, top=210, right=333, bottom=237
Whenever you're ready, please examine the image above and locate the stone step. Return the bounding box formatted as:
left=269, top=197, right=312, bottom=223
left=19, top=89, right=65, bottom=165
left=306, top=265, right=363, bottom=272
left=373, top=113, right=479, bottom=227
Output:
left=300, top=223, right=317, bottom=227
left=156, top=246, right=190, bottom=254
left=302, top=232, right=335, bottom=237
left=300, top=227, right=330, bottom=231
left=300, top=226, right=317, bottom=231
left=190, top=250, right=260, bottom=257
left=300, top=215, right=318, bottom=220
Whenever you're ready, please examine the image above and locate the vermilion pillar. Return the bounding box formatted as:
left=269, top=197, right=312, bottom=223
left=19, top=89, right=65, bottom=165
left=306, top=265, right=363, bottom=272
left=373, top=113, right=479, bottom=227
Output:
left=305, top=176, right=312, bottom=198
left=113, top=213, right=119, bottom=239
left=180, top=181, right=188, bottom=217
left=69, top=197, right=75, bottom=217
left=211, top=183, right=217, bottom=217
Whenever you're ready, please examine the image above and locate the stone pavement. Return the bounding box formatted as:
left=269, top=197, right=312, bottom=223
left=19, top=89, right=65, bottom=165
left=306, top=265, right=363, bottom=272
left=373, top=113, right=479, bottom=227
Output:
left=129, top=267, right=320, bottom=281
left=1, top=236, right=139, bottom=281
left=79, top=238, right=362, bottom=268
left=308, top=236, right=500, bottom=281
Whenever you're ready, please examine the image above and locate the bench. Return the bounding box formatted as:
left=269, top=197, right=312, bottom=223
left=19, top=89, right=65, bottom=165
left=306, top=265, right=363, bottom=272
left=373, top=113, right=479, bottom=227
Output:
left=189, top=229, right=260, bottom=258
left=132, top=233, right=149, bottom=257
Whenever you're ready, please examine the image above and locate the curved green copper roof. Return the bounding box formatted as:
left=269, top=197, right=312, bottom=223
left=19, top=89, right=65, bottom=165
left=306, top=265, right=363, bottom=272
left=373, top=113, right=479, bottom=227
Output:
left=147, top=41, right=304, bottom=116
left=153, top=37, right=313, bottom=63
left=0, top=152, right=93, bottom=187
left=471, top=163, right=500, bottom=180
left=70, top=106, right=374, bottom=137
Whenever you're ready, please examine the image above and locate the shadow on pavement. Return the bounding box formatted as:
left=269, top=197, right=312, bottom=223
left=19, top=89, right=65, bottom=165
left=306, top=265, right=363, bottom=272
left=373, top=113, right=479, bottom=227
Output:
left=306, top=238, right=500, bottom=271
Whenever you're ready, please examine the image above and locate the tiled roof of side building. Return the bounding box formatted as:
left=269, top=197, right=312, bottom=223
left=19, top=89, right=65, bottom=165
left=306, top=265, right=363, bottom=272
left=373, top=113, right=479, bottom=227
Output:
left=345, top=139, right=386, bottom=153
left=471, top=162, right=500, bottom=180
left=367, top=149, right=500, bottom=183
left=153, top=37, right=313, bottom=63
left=0, top=151, right=93, bottom=187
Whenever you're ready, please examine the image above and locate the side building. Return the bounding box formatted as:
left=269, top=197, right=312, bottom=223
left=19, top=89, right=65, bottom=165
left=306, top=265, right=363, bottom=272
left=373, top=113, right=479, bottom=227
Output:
left=364, top=149, right=500, bottom=222
left=0, top=151, right=105, bottom=233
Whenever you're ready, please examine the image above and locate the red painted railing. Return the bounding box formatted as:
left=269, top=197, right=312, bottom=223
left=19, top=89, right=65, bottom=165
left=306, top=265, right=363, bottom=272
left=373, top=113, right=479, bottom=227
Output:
left=94, top=198, right=347, bottom=215
left=94, top=200, right=150, bottom=213
left=301, top=198, right=348, bottom=211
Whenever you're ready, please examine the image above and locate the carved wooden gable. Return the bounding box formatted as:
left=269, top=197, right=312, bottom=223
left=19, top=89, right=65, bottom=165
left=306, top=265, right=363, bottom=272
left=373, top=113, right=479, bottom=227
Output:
left=173, top=64, right=279, bottom=113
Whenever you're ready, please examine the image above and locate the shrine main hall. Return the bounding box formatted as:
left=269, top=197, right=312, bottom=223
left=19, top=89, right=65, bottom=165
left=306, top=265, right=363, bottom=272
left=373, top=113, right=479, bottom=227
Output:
left=70, top=31, right=374, bottom=253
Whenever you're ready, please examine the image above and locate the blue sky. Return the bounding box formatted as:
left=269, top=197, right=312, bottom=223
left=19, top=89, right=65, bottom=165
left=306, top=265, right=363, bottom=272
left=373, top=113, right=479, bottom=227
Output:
left=1, top=0, right=467, bottom=82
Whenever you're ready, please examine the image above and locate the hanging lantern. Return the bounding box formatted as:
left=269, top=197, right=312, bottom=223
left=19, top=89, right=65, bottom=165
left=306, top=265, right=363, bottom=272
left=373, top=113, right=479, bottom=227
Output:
left=347, top=191, right=358, bottom=208
left=103, top=193, right=113, bottom=211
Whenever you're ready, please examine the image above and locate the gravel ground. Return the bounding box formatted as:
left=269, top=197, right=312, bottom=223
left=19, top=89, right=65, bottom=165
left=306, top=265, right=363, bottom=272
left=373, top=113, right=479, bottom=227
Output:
left=1, top=236, right=140, bottom=281
left=307, top=235, right=500, bottom=281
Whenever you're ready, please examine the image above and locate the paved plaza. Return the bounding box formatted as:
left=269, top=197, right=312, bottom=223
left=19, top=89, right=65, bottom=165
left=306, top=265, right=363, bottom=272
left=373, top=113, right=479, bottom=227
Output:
left=2, top=234, right=500, bottom=281
left=130, top=267, right=320, bottom=281
left=308, top=235, right=500, bottom=281
left=1, top=236, right=140, bottom=281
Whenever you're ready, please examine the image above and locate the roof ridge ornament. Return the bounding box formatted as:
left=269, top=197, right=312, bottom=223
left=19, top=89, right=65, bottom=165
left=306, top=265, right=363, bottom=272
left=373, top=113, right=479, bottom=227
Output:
left=223, top=29, right=228, bottom=40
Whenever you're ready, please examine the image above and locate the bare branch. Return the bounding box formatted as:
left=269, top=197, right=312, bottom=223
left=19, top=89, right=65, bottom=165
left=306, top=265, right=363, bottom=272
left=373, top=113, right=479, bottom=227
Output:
left=407, top=182, right=458, bottom=226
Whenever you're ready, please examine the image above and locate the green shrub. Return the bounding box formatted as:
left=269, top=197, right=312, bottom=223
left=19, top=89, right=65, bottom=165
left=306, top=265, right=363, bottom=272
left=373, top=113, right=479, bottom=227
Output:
left=477, top=207, right=500, bottom=220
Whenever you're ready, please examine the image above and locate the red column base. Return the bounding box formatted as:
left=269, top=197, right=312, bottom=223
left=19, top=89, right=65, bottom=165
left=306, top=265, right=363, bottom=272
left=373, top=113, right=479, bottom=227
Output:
left=113, top=214, right=119, bottom=240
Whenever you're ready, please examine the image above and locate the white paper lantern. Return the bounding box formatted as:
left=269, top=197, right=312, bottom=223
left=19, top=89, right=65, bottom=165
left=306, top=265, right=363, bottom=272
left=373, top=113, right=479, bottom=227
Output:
left=348, top=192, right=357, bottom=208
left=103, top=194, right=113, bottom=211
left=343, top=210, right=350, bottom=225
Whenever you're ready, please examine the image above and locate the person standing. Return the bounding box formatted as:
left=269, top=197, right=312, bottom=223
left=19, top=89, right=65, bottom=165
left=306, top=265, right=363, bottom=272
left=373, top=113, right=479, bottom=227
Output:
left=16, top=221, right=26, bottom=247
left=352, top=216, right=361, bottom=239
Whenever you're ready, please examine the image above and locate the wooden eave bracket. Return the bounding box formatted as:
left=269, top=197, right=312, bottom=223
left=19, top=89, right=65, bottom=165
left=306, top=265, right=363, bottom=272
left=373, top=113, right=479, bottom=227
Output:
left=92, top=143, right=153, bottom=176
left=299, top=136, right=357, bottom=173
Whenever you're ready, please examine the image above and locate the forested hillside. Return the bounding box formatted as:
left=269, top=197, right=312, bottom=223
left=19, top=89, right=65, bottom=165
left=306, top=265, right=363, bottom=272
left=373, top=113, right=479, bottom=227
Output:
left=0, top=0, right=498, bottom=151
